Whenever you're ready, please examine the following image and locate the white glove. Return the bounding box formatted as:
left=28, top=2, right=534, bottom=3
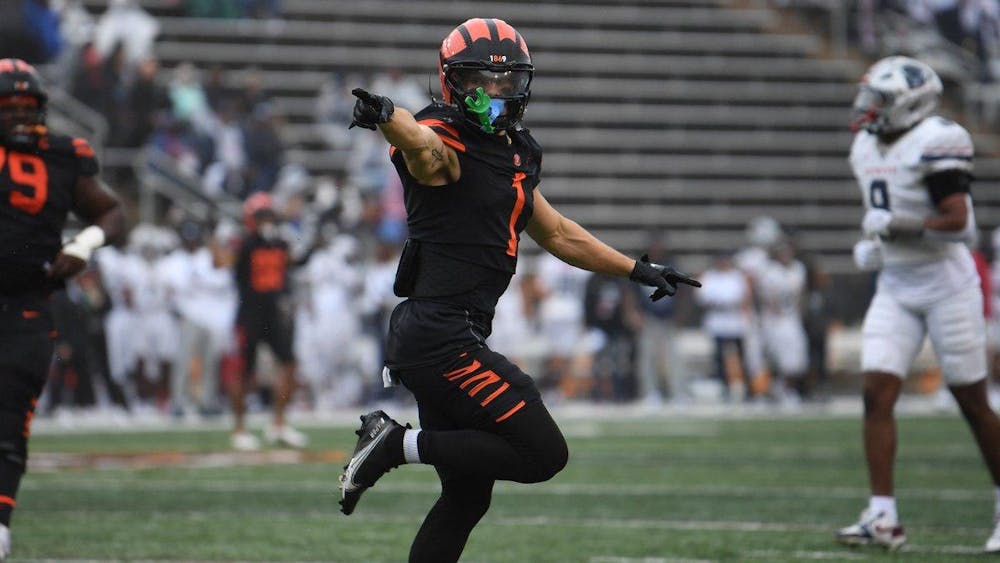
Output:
left=853, top=239, right=883, bottom=271
left=61, top=225, right=106, bottom=262
left=861, top=209, right=894, bottom=238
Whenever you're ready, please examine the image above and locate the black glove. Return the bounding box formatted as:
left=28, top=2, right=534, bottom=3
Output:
left=349, top=88, right=395, bottom=130
left=629, top=254, right=701, bottom=302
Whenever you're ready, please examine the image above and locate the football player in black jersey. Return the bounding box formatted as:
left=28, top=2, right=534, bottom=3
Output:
left=0, top=59, right=124, bottom=561
left=230, top=192, right=309, bottom=451
left=338, top=19, right=699, bottom=562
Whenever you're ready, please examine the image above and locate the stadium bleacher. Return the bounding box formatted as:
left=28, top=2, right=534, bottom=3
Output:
left=75, top=0, right=1000, bottom=271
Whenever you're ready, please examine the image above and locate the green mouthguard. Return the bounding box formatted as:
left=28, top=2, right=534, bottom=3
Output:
left=463, top=87, right=496, bottom=133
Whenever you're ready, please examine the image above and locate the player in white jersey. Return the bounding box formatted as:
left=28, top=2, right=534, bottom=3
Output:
left=295, top=232, right=365, bottom=409
left=734, top=216, right=786, bottom=397
left=131, top=228, right=178, bottom=409
left=836, top=56, right=1000, bottom=553
left=163, top=220, right=236, bottom=417
left=757, top=242, right=808, bottom=403
left=535, top=252, right=596, bottom=392
left=95, top=242, right=143, bottom=393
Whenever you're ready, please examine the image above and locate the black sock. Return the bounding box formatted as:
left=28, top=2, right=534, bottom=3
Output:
left=0, top=459, right=23, bottom=527
left=387, top=426, right=406, bottom=468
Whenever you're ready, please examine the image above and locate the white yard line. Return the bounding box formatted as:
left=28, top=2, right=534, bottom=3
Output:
left=21, top=477, right=997, bottom=503
left=19, top=509, right=990, bottom=557
left=28, top=397, right=963, bottom=436
left=742, top=549, right=866, bottom=560
left=591, top=557, right=716, bottom=563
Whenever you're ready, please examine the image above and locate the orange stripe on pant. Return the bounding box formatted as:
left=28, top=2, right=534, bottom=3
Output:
left=467, top=373, right=502, bottom=397
left=443, top=359, right=481, bottom=382
left=459, top=370, right=500, bottom=394
left=480, top=382, right=509, bottom=406
left=22, top=397, right=38, bottom=438
left=0, top=495, right=15, bottom=507
left=495, top=400, right=526, bottom=423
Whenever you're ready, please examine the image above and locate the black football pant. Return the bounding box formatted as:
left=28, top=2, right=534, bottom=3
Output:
left=0, top=299, right=53, bottom=526
left=397, top=348, right=569, bottom=563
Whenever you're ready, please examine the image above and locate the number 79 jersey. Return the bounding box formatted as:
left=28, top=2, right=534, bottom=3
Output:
left=0, top=134, right=99, bottom=294
left=849, top=115, right=977, bottom=304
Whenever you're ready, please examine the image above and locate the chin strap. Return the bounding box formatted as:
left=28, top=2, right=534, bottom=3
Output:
left=2, top=124, right=46, bottom=152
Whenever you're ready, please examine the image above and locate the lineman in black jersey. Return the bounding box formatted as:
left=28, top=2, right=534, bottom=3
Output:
left=0, top=59, right=124, bottom=560
left=338, top=19, right=699, bottom=563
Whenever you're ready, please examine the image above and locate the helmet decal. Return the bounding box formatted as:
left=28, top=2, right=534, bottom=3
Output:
left=901, top=64, right=926, bottom=88
left=851, top=56, right=941, bottom=136
left=441, top=30, right=467, bottom=60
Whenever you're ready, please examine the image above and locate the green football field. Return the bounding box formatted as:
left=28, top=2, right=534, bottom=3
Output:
left=11, top=411, right=999, bottom=562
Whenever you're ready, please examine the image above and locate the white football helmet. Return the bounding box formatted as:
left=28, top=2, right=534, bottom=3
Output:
left=851, top=56, right=942, bottom=136
left=746, top=215, right=783, bottom=248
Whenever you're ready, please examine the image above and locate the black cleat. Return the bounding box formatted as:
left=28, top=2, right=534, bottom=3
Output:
left=338, top=410, right=407, bottom=515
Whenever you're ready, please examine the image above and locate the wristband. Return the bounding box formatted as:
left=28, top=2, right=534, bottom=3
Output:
left=888, top=215, right=924, bottom=236
left=62, top=225, right=106, bottom=261
left=924, top=227, right=975, bottom=243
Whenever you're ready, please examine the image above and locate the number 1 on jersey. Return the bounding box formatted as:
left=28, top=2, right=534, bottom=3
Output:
left=0, top=147, right=48, bottom=215
left=869, top=179, right=890, bottom=210
left=506, top=172, right=527, bottom=257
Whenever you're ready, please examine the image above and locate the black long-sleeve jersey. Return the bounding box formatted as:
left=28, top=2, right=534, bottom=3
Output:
left=385, top=103, right=543, bottom=369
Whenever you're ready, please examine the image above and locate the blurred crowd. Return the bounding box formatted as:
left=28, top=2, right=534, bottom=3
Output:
left=41, top=211, right=866, bottom=420
left=489, top=217, right=845, bottom=409
left=780, top=0, right=1000, bottom=82
left=46, top=199, right=404, bottom=420
left=862, top=0, right=1000, bottom=82
left=9, top=0, right=1000, bottom=422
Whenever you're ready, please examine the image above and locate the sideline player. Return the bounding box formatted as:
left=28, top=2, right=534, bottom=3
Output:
left=337, top=18, right=700, bottom=562
left=836, top=56, right=1000, bottom=552
left=230, top=193, right=309, bottom=450
left=0, top=59, right=125, bottom=560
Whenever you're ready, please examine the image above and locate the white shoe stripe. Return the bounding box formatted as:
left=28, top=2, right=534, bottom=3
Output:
left=341, top=423, right=392, bottom=493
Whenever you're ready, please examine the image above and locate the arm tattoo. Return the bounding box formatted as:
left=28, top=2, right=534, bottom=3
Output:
left=430, top=148, right=444, bottom=163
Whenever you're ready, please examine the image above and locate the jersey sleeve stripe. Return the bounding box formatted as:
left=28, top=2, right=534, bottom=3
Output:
left=418, top=118, right=462, bottom=141
left=390, top=138, right=466, bottom=155
left=72, top=137, right=95, bottom=157
left=921, top=154, right=973, bottom=161
left=439, top=136, right=466, bottom=153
